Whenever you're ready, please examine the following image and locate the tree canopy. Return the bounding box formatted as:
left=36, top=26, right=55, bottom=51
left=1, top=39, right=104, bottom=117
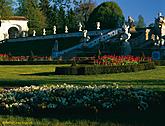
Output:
left=0, top=0, right=13, bottom=19
left=1, top=0, right=126, bottom=34
left=86, top=1, right=125, bottom=30
left=16, top=0, right=46, bottom=34
left=136, top=15, right=146, bottom=28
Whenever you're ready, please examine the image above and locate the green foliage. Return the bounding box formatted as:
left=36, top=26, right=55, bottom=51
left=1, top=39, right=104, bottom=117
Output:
left=0, top=0, right=13, bottom=19
left=55, top=63, right=155, bottom=75
left=16, top=0, right=46, bottom=35
left=39, top=0, right=53, bottom=29
left=0, top=65, right=165, bottom=91
left=136, top=15, right=146, bottom=28
left=13, top=0, right=96, bottom=33
left=75, top=1, right=96, bottom=27
left=0, top=84, right=162, bottom=117
left=148, top=23, right=154, bottom=28
left=86, top=1, right=124, bottom=30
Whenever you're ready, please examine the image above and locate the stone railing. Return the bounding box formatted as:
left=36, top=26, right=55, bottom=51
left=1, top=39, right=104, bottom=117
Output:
left=6, top=29, right=111, bottom=43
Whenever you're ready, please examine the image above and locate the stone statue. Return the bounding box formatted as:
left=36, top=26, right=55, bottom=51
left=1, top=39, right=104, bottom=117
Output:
left=53, top=26, right=56, bottom=34
left=161, top=39, right=165, bottom=46
left=123, top=24, right=131, bottom=42
left=65, top=26, right=68, bottom=33
left=22, top=31, right=26, bottom=37
left=121, top=24, right=132, bottom=55
left=83, top=30, right=87, bottom=38
left=158, top=12, right=162, bottom=17
left=78, top=22, right=82, bottom=31
left=43, top=28, right=46, bottom=35
left=33, top=30, right=36, bottom=36
left=96, top=22, right=100, bottom=30
left=52, top=40, right=59, bottom=52
left=100, top=32, right=103, bottom=41
left=86, top=36, right=90, bottom=41
left=128, top=16, right=134, bottom=25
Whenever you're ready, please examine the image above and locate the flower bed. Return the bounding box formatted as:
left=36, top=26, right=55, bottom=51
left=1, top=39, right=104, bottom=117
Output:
left=0, top=84, right=162, bottom=116
left=95, top=55, right=152, bottom=65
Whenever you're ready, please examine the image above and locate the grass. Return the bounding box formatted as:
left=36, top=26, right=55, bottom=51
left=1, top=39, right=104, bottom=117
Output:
left=0, top=114, right=161, bottom=126
left=0, top=65, right=165, bottom=91
left=0, top=65, right=165, bottom=126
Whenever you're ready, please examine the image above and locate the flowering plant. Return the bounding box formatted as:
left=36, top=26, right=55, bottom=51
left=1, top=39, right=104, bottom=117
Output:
left=95, top=55, right=152, bottom=66
left=0, top=54, right=8, bottom=61
left=0, top=84, right=160, bottom=115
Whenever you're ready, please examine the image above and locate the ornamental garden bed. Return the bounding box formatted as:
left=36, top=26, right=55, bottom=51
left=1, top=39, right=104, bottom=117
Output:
left=0, top=84, right=164, bottom=117
left=55, top=55, right=155, bottom=75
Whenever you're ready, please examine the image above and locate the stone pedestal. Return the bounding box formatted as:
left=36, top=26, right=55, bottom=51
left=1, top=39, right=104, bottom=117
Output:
left=122, top=41, right=132, bottom=55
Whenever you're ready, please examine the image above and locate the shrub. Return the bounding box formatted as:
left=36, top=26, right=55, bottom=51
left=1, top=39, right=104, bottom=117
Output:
left=55, top=62, right=155, bottom=75
left=154, top=60, right=165, bottom=66
left=0, top=84, right=162, bottom=116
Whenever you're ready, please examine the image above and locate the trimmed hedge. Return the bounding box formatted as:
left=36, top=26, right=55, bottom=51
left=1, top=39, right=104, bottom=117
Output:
left=55, top=62, right=155, bottom=75
left=154, top=60, right=165, bottom=66
left=0, top=61, right=72, bottom=65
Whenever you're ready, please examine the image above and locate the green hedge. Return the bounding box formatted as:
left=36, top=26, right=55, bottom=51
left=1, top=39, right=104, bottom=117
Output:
left=55, top=62, right=155, bottom=75
left=154, top=60, right=165, bottom=66
left=0, top=61, right=72, bottom=65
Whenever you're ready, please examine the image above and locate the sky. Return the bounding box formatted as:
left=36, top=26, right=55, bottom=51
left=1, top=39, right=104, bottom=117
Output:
left=95, top=0, right=165, bottom=25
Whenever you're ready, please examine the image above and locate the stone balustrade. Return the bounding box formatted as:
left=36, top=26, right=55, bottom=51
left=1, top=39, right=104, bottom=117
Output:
left=6, top=29, right=111, bottom=43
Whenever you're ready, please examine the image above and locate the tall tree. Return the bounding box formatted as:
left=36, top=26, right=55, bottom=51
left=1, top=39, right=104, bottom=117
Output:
left=76, top=0, right=96, bottom=27
left=136, top=15, right=146, bottom=28
left=39, top=0, right=50, bottom=15
left=66, top=8, right=79, bottom=32
left=45, top=0, right=80, bottom=32
left=39, top=0, right=53, bottom=33
left=86, top=1, right=124, bottom=30
left=57, top=6, right=66, bottom=32
left=0, top=0, right=13, bottom=19
left=17, top=0, right=46, bottom=35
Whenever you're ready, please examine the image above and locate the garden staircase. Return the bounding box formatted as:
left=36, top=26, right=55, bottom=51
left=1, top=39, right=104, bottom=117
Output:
left=52, top=28, right=123, bottom=58
left=6, top=29, right=110, bottom=43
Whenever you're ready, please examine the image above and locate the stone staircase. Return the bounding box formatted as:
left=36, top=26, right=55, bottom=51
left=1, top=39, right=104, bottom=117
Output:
left=5, top=29, right=111, bottom=43
left=53, top=28, right=123, bottom=58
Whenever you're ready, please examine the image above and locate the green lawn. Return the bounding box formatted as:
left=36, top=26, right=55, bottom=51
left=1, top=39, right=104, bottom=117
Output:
left=0, top=114, right=161, bottom=126
left=0, top=65, right=165, bottom=91
left=0, top=65, right=165, bottom=126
